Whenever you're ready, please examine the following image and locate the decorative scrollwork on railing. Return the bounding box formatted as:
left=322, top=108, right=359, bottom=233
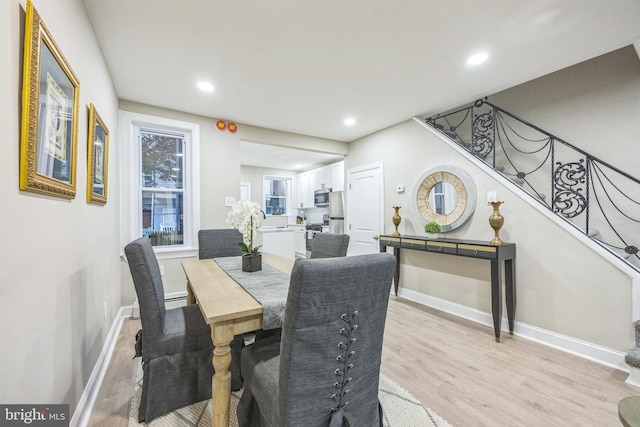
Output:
left=552, top=160, right=588, bottom=218
left=423, top=99, right=639, bottom=271
left=471, top=111, right=494, bottom=159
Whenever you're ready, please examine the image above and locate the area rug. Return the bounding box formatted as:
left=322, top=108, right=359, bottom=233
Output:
left=128, top=363, right=450, bottom=427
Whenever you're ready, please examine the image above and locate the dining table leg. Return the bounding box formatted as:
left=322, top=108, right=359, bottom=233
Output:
left=211, top=322, right=234, bottom=427
left=186, top=280, right=195, bottom=305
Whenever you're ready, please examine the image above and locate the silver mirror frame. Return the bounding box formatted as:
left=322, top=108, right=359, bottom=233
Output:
left=413, top=165, right=476, bottom=232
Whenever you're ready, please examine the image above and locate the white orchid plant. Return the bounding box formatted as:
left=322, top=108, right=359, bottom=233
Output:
left=226, top=200, right=263, bottom=257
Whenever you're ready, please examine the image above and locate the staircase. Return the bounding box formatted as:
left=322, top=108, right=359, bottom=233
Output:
left=421, top=98, right=640, bottom=274
left=625, top=321, right=640, bottom=386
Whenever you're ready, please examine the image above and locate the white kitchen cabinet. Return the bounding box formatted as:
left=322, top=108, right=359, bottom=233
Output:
left=290, top=225, right=307, bottom=257
left=297, top=172, right=314, bottom=208
left=297, top=172, right=308, bottom=208
left=308, top=170, right=319, bottom=193
left=259, top=229, right=295, bottom=260
left=331, top=161, right=345, bottom=191
left=318, top=167, right=332, bottom=190
left=297, top=161, right=344, bottom=208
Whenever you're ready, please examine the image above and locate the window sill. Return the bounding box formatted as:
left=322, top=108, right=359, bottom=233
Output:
left=153, top=246, right=199, bottom=260
left=121, top=246, right=198, bottom=262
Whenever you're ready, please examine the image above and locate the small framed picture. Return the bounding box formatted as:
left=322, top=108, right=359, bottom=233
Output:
left=86, top=104, right=109, bottom=204
left=20, top=0, right=80, bottom=199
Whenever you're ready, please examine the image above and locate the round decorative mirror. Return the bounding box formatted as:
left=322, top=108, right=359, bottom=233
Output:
left=429, top=182, right=458, bottom=215
left=413, top=166, right=476, bottom=232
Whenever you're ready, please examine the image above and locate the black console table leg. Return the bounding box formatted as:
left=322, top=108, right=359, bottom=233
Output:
left=392, top=247, right=400, bottom=296
left=490, top=259, right=502, bottom=342
left=505, top=259, right=516, bottom=335
left=380, top=243, right=400, bottom=296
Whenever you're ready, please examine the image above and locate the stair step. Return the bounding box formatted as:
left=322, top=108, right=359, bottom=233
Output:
left=626, top=346, right=640, bottom=368
left=569, top=220, right=601, bottom=238
left=586, top=228, right=600, bottom=237
left=509, top=176, right=525, bottom=186
left=624, top=320, right=640, bottom=369
left=603, top=242, right=634, bottom=259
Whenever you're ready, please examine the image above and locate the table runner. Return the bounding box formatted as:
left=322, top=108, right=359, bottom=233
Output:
left=214, top=256, right=289, bottom=329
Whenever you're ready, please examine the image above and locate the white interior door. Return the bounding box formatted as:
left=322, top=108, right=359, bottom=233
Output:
left=240, top=182, right=251, bottom=201
left=346, top=162, right=384, bottom=255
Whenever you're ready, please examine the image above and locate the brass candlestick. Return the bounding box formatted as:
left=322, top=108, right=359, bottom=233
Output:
left=489, top=201, right=504, bottom=246
left=392, top=206, right=401, bottom=236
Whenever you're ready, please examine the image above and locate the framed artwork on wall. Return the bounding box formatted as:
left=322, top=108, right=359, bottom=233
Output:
left=86, top=104, right=109, bottom=204
left=20, top=0, right=80, bottom=199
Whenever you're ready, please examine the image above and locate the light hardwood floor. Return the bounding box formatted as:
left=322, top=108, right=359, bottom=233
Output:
left=88, top=298, right=636, bottom=426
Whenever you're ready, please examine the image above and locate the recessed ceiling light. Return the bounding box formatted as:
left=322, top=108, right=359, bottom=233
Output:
left=197, top=81, right=214, bottom=92
left=344, top=118, right=356, bottom=126
left=467, top=52, right=488, bottom=66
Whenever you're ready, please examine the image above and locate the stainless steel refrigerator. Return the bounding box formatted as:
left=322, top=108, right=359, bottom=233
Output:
left=328, top=191, right=345, bottom=234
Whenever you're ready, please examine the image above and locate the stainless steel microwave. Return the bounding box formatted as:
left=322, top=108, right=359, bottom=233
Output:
left=314, top=188, right=331, bottom=207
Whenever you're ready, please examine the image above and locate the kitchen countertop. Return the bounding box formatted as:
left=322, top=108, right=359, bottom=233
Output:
left=257, top=226, right=293, bottom=233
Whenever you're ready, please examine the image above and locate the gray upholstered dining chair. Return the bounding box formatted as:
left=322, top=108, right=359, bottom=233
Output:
left=237, top=252, right=396, bottom=427
left=125, top=237, right=213, bottom=423
left=310, top=232, right=350, bottom=259
left=198, top=228, right=243, bottom=259
left=198, top=228, right=246, bottom=391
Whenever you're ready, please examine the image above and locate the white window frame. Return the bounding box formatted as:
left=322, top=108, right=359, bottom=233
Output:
left=120, top=110, right=200, bottom=258
left=263, top=175, right=292, bottom=216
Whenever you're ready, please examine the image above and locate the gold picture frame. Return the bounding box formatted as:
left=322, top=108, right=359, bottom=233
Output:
left=86, top=104, right=109, bottom=204
left=20, top=0, right=80, bottom=199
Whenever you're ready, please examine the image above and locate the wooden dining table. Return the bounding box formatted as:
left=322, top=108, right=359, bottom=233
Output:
left=181, top=253, right=294, bottom=427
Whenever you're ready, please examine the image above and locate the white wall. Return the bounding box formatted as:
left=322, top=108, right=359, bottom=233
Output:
left=118, top=101, right=348, bottom=305
left=1, top=0, right=120, bottom=414
left=345, top=47, right=640, bottom=357
left=2, top=0, right=636, bottom=415
left=240, top=165, right=297, bottom=224
left=349, top=118, right=634, bottom=352
left=489, top=45, right=640, bottom=174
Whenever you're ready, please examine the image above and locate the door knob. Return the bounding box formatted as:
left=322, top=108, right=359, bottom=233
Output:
left=373, top=235, right=379, bottom=240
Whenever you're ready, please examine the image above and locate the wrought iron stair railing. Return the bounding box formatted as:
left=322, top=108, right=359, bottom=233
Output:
left=422, top=99, right=640, bottom=272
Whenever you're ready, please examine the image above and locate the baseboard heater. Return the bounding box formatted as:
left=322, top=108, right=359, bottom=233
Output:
left=131, top=290, right=188, bottom=319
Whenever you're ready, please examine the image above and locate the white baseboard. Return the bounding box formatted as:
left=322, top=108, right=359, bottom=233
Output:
left=398, top=287, right=630, bottom=374
left=73, top=287, right=636, bottom=426
left=70, top=306, right=128, bottom=427
left=131, top=290, right=188, bottom=318
left=72, top=291, right=189, bottom=426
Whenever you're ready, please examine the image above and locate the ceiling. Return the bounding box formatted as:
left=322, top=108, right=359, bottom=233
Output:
left=82, top=0, right=640, bottom=169
left=240, top=141, right=344, bottom=171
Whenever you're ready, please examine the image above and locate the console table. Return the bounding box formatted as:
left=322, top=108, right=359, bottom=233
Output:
left=380, top=235, right=516, bottom=342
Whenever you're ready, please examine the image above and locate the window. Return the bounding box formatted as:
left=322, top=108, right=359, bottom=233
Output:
left=433, top=182, right=446, bottom=215
left=430, top=181, right=456, bottom=216
left=139, top=129, right=185, bottom=246
left=121, top=111, right=200, bottom=256
left=263, top=176, right=291, bottom=216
